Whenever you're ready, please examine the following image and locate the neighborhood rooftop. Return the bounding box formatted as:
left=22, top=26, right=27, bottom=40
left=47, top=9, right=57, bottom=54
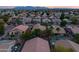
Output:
left=12, top=25, right=29, bottom=32
left=22, top=37, right=50, bottom=52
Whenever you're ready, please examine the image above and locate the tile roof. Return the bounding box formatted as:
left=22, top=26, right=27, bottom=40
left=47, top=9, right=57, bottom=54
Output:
left=12, top=25, right=29, bottom=32
left=32, top=24, right=46, bottom=31
left=52, top=25, right=66, bottom=34
left=22, top=37, right=50, bottom=52
left=55, top=40, right=72, bottom=48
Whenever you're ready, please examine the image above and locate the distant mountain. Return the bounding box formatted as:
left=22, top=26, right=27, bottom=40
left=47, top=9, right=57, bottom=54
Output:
left=14, top=6, right=79, bottom=10
left=14, top=6, right=48, bottom=10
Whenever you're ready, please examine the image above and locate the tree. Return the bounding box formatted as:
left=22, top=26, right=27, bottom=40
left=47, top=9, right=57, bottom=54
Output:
left=73, top=34, right=79, bottom=44
left=60, top=20, right=67, bottom=27
left=60, top=13, right=65, bottom=20
left=64, top=16, right=70, bottom=19
left=43, top=26, right=53, bottom=38
left=21, top=31, right=32, bottom=41
left=31, top=29, right=42, bottom=37
left=0, top=15, right=10, bottom=23
left=71, top=16, right=78, bottom=25
left=16, top=19, right=22, bottom=25
left=0, top=21, right=5, bottom=36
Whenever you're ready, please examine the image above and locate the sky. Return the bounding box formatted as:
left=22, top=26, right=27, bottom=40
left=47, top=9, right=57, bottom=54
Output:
left=0, top=6, right=79, bottom=9
left=0, top=6, right=15, bottom=9
left=48, top=6, right=79, bottom=8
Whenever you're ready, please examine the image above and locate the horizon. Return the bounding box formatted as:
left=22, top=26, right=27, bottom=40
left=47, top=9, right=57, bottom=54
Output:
left=0, top=6, right=79, bottom=9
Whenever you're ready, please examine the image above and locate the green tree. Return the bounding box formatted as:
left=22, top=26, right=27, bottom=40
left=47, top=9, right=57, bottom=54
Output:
left=31, top=29, right=42, bottom=37
left=0, top=21, right=5, bottom=36
left=60, top=13, right=65, bottom=20
left=60, top=20, right=67, bottom=27
left=0, top=15, right=10, bottom=23
left=21, top=31, right=32, bottom=41
left=43, top=26, right=53, bottom=38
left=71, top=16, right=78, bottom=25
left=73, top=34, right=79, bottom=44
left=16, top=19, right=22, bottom=25
left=64, top=16, right=70, bottom=19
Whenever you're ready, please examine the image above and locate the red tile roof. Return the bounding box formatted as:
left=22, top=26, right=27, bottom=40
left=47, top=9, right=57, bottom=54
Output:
left=12, top=25, right=29, bottom=32
left=55, top=40, right=72, bottom=48
left=22, top=37, right=50, bottom=52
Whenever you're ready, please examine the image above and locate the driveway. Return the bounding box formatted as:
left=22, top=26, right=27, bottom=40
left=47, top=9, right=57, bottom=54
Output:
left=0, top=40, right=15, bottom=52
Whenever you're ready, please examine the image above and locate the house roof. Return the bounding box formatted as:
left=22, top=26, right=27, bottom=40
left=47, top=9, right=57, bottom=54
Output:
left=52, top=25, right=66, bottom=34
left=35, top=16, right=41, bottom=19
left=12, top=25, right=29, bottom=32
left=22, top=37, right=50, bottom=52
left=42, top=18, right=51, bottom=22
left=70, top=25, right=79, bottom=34
left=66, top=25, right=79, bottom=34
left=32, top=24, right=46, bottom=31
left=55, top=40, right=73, bottom=48
left=63, top=19, right=72, bottom=22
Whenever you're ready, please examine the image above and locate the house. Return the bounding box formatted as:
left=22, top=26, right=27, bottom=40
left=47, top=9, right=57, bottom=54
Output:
left=66, top=25, right=79, bottom=34
left=32, top=15, right=41, bottom=23
left=49, top=15, right=54, bottom=19
left=22, top=37, right=50, bottom=52
left=32, top=24, right=46, bottom=31
left=7, top=16, right=19, bottom=25
left=55, top=40, right=72, bottom=49
left=51, top=18, right=61, bottom=25
left=42, top=13, right=48, bottom=18
left=24, top=17, right=32, bottom=23
left=35, top=15, right=41, bottom=19
left=9, top=25, right=29, bottom=35
left=64, top=12, right=69, bottom=16
left=55, top=39, right=79, bottom=52
left=42, top=18, right=51, bottom=23
left=52, top=25, right=66, bottom=34
left=69, top=25, right=79, bottom=34
left=54, top=12, right=61, bottom=18
left=32, top=18, right=41, bottom=23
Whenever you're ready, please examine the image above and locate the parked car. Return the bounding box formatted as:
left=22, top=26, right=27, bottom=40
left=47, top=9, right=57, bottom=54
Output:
left=11, top=43, right=21, bottom=52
